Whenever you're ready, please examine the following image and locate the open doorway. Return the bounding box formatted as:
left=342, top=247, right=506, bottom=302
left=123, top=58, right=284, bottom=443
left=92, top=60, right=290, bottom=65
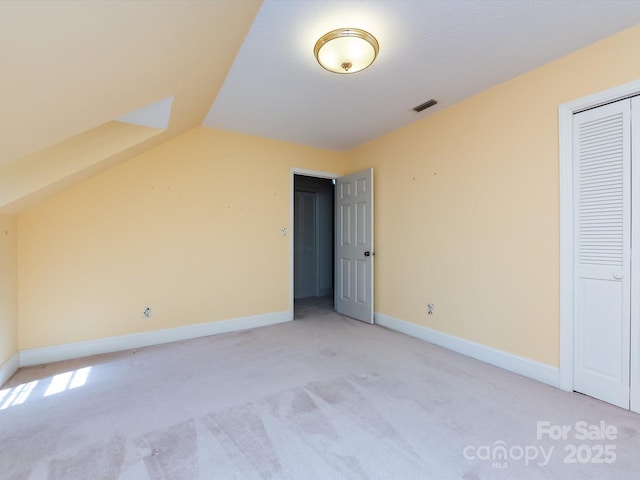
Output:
left=293, top=174, right=335, bottom=318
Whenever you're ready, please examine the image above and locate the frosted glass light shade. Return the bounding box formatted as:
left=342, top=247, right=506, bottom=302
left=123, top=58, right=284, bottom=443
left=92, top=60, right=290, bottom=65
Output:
left=314, top=28, right=379, bottom=74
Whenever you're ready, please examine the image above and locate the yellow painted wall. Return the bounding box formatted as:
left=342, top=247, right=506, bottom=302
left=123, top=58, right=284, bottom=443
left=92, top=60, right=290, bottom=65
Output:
left=0, top=214, right=17, bottom=367
left=17, top=127, right=345, bottom=350
left=348, top=24, right=640, bottom=367
left=15, top=23, right=640, bottom=367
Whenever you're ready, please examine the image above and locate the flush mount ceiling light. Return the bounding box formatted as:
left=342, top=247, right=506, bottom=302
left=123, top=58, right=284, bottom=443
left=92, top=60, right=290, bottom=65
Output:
left=314, top=28, right=379, bottom=74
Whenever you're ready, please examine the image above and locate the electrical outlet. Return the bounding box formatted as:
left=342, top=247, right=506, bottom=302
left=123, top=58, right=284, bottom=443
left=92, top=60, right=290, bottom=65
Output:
left=143, top=306, right=151, bottom=318
left=427, top=304, right=434, bottom=316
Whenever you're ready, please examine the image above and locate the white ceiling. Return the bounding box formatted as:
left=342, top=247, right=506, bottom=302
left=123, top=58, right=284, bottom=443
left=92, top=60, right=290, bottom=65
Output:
left=204, top=0, right=640, bottom=151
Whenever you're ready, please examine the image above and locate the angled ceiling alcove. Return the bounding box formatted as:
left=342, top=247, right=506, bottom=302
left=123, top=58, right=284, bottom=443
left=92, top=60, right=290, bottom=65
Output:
left=0, top=97, right=177, bottom=213
left=117, top=97, right=174, bottom=130
left=0, top=0, right=262, bottom=213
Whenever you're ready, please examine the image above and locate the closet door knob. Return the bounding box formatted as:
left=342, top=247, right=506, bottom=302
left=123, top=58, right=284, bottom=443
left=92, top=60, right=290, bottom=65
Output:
left=613, top=273, right=623, bottom=280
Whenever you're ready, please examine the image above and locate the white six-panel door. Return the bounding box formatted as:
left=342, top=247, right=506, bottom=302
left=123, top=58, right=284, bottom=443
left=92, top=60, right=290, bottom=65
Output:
left=335, top=169, right=374, bottom=323
left=573, top=99, right=631, bottom=409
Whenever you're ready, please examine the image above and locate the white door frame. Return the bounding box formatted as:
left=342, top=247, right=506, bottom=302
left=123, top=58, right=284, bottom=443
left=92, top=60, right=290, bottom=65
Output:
left=559, top=79, right=640, bottom=396
left=289, top=168, right=340, bottom=318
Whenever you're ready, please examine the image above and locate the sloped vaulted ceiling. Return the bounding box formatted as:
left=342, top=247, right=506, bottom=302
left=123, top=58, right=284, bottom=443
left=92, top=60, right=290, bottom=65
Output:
left=0, top=0, right=262, bottom=213
left=3, top=0, right=640, bottom=213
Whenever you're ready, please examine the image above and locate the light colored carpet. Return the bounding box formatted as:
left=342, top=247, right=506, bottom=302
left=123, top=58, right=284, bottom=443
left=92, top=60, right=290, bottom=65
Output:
left=2, top=298, right=640, bottom=479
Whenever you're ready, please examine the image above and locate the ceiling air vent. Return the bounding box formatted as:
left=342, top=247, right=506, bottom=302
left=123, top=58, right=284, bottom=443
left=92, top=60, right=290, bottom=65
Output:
left=413, top=99, right=438, bottom=113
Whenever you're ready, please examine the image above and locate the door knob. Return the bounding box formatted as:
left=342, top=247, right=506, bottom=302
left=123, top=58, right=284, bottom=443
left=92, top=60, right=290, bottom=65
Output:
left=364, top=251, right=371, bottom=257
left=613, top=273, right=623, bottom=280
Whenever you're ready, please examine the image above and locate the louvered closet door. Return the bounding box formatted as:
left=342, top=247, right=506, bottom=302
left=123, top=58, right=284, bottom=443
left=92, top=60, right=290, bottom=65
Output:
left=573, top=99, right=631, bottom=409
left=630, top=96, right=640, bottom=413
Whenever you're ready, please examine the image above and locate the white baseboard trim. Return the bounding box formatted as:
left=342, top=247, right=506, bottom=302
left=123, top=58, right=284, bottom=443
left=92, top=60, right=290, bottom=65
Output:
left=375, top=313, right=560, bottom=388
left=0, top=352, right=20, bottom=387
left=20, top=311, right=292, bottom=367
